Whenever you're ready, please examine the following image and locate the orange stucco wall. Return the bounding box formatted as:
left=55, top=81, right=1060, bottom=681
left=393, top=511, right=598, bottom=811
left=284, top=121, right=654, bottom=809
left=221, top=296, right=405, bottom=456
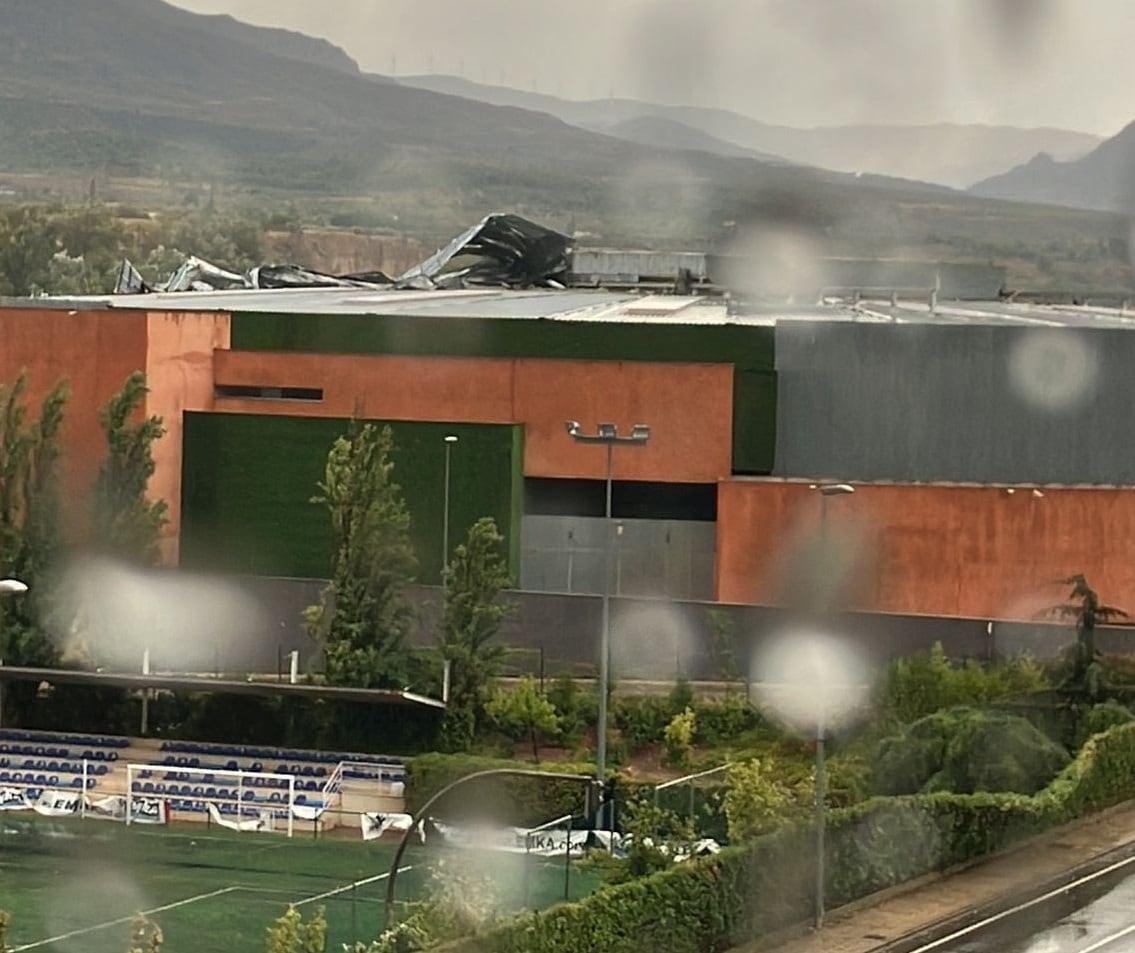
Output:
left=717, top=480, right=1135, bottom=620
left=145, top=311, right=231, bottom=564
left=212, top=350, right=734, bottom=483
left=0, top=307, right=149, bottom=540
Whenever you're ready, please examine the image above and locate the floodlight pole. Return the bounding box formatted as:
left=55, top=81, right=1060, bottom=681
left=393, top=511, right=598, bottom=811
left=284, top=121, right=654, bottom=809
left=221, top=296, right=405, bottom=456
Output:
left=810, top=483, right=854, bottom=930
left=442, top=435, right=459, bottom=576
left=564, top=422, right=650, bottom=802
left=0, top=579, right=29, bottom=729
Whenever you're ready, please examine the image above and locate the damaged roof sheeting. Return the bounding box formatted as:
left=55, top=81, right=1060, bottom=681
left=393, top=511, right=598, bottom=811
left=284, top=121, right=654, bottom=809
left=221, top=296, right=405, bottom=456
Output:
left=114, top=257, right=392, bottom=295
left=113, top=213, right=569, bottom=296
left=394, top=213, right=570, bottom=290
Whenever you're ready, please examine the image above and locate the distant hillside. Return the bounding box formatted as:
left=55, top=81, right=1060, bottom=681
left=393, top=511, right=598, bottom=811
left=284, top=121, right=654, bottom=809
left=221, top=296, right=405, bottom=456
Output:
left=401, top=75, right=1100, bottom=188
left=175, top=9, right=363, bottom=75
left=582, top=115, right=790, bottom=164
left=970, top=121, right=1135, bottom=212
left=0, top=0, right=1130, bottom=294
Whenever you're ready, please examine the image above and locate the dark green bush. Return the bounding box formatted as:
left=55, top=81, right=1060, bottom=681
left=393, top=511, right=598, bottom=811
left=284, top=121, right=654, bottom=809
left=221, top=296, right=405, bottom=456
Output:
left=613, top=697, right=674, bottom=751
left=693, top=694, right=764, bottom=746
left=1077, top=701, right=1135, bottom=746
left=873, top=707, right=1069, bottom=796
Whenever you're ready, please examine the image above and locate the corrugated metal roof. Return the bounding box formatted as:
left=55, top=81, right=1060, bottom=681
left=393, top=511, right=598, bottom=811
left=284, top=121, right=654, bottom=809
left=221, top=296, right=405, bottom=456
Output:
left=18, top=287, right=1135, bottom=330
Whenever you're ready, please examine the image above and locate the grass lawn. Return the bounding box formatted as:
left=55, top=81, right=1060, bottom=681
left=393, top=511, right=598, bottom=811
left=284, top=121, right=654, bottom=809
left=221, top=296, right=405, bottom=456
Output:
left=0, top=815, right=598, bottom=952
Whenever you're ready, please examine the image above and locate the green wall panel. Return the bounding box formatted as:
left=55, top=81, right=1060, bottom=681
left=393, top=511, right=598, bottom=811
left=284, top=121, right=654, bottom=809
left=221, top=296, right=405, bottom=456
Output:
left=230, top=313, right=777, bottom=474
left=180, top=412, right=522, bottom=583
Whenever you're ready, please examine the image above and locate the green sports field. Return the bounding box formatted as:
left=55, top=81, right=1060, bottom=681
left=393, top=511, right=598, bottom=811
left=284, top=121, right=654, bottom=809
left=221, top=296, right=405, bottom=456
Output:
left=0, top=815, right=599, bottom=952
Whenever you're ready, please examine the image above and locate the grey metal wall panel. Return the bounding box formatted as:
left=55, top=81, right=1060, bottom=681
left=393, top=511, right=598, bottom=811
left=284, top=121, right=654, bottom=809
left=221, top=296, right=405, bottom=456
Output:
left=775, top=322, right=1135, bottom=485
left=520, top=515, right=716, bottom=601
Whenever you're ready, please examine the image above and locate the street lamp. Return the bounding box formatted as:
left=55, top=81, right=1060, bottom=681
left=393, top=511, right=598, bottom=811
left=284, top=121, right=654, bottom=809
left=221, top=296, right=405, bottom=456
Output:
left=442, top=435, right=459, bottom=574
left=0, top=578, right=28, bottom=728
left=564, top=421, right=650, bottom=787
left=809, top=483, right=854, bottom=930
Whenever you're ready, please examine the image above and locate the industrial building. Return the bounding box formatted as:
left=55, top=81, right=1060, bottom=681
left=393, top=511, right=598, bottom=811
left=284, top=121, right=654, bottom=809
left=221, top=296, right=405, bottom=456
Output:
left=4, top=284, right=1135, bottom=631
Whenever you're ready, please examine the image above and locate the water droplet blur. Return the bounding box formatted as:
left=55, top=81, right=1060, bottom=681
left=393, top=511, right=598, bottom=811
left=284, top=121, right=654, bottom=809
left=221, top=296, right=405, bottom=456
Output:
left=1007, top=329, right=1097, bottom=413
left=611, top=602, right=697, bottom=681
left=750, top=627, right=871, bottom=734
left=51, top=557, right=266, bottom=674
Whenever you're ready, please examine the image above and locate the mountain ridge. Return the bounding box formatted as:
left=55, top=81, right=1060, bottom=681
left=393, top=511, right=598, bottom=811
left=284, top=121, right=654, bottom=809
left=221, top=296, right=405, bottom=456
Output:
left=399, top=74, right=1101, bottom=188
left=970, top=120, right=1135, bottom=212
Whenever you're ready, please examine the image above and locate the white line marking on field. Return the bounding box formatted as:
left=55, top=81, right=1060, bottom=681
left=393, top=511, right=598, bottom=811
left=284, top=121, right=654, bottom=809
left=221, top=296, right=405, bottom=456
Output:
left=12, top=886, right=243, bottom=951
left=293, top=866, right=413, bottom=906
left=905, top=851, right=1135, bottom=953
left=1077, top=922, right=1135, bottom=953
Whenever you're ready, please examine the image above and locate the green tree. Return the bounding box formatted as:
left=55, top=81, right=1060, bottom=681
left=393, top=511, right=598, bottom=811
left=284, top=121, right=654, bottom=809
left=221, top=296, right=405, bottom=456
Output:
left=437, top=517, right=514, bottom=751
left=305, top=422, right=416, bottom=689
left=1041, top=575, right=1127, bottom=695
left=0, top=373, right=68, bottom=707
left=0, top=206, right=55, bottom=296
left=93, top=372, right=168, bottom=565
left=487, top=676, right=561, bottom=761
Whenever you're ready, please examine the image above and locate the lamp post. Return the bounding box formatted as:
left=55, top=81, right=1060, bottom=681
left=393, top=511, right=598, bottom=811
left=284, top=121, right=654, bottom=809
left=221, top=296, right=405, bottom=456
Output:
left=564, top=421, right=650, bottom=788
left=0, top=578, right=28, bottom=729
left=442, top=435, right=459, bottom=576
left=810, top=483, right=854, bottom=930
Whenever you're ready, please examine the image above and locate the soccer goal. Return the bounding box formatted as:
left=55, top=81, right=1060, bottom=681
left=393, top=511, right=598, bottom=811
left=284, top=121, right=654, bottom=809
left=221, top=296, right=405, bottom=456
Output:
left=126, top=762, right=299, bottom=837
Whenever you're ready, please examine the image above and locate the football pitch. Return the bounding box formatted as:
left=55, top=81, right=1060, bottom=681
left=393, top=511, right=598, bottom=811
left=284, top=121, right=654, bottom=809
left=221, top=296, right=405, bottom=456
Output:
left=0, top=815, right=599, bottom=953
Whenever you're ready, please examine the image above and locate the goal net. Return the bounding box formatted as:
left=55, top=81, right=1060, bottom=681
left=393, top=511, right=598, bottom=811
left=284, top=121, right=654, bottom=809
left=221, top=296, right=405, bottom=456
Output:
left=126, top=762, right=299, bottom=836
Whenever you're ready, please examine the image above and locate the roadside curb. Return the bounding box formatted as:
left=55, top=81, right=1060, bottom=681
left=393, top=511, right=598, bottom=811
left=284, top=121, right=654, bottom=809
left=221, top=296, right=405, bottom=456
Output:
left=870, top=835, right=1135, bottom=953
left=737, top=799, right=1135, bottom=953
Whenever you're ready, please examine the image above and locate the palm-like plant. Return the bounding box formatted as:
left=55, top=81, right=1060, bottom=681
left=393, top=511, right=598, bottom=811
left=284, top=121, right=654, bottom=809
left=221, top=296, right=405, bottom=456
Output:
left=1039, top=575, right=1127, bottom=693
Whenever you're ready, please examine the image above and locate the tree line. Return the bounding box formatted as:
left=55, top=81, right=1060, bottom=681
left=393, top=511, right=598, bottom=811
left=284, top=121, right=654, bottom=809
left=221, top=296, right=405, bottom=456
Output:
left=0, top=369, right=166, bottom=718
left=304, top=421, right=515, bottom=753
left=0, top=203, right=269, bottom=297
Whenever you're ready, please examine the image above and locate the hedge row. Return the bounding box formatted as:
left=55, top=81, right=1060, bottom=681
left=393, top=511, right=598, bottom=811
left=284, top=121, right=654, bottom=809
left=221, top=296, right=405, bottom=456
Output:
left=446, top=722, right=1135, bottom=953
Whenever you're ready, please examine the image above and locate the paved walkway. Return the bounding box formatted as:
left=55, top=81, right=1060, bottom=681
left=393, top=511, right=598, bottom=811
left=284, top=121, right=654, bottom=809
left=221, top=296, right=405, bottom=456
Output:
left=734, top=800, right=1135, bottom=953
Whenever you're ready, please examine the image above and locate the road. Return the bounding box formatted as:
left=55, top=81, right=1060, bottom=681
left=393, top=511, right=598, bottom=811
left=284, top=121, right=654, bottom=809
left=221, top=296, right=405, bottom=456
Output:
left=907, top=854, right=1135, bottom=953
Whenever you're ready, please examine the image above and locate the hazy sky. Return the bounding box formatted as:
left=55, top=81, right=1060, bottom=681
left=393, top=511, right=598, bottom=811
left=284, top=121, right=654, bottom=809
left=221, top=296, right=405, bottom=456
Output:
left=171, top=0, right=1134, bottom=136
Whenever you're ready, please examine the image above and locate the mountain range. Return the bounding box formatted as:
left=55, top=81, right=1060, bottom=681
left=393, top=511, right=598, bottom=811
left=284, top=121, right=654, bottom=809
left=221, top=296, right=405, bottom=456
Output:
left=400, top=75, right=1101, bottom=190
left=971, top=121, right=1135, bottom=212
left=0, top=0, right=1130, bottom=288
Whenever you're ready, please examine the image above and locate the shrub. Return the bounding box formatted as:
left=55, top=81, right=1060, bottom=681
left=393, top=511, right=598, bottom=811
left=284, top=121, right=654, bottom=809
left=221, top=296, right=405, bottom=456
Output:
left=545, top=674, right=597, bottom=748
left=722, top=758, right=807, bottom=843
left=693, top=694, right=764, bottom=746
left=265, top=907, right=324, bottom=953
left=874, top=644, right=1050, bottom=725
left=1079, top=701, right=1135, bottom=744
left=873, top=707, right=1070, bottom=796
left=486, top=678, right=561, bottom=762
left=614, top=697, right=674, bottom=751
left=663, top=709, right=696, bottom=769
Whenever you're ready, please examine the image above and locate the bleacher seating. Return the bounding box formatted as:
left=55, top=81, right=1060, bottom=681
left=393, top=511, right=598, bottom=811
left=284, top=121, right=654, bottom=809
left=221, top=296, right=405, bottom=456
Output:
left=158, top=739, right=403, bottom=768
left=0, top=728, right=128, bottom=749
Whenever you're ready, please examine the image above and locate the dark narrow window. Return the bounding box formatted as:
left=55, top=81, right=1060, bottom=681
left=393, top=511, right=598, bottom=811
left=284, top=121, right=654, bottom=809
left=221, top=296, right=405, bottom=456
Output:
left=215, top=385, right=323, bottom=401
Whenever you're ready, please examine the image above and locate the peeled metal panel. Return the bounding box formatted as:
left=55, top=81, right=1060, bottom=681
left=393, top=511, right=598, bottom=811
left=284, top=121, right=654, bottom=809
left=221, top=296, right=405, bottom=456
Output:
left=775, top=322, right=1135, bottom=485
